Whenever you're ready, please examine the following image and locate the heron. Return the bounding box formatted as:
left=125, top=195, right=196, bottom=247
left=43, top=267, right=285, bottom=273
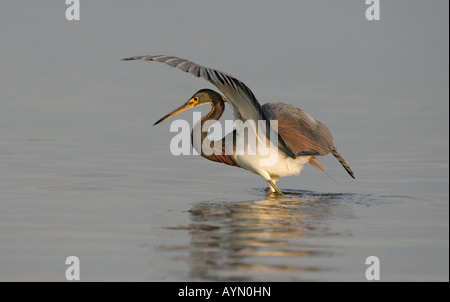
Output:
left=122, top=55, right=355, bottom=194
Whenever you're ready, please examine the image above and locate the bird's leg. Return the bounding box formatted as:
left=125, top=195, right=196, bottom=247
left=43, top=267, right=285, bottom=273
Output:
left=267, top=180, right=283, bottom=195
left=266, top=183, right=275, bottom=193
left=260, top=172, right=283, bottom=194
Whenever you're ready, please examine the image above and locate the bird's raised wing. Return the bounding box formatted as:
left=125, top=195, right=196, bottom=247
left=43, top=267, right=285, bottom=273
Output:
left=122, top=55, right=295, bottom=158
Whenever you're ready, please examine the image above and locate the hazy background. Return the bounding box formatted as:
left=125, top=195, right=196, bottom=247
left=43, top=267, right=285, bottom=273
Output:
left=0, top=1, right=448, bottom=281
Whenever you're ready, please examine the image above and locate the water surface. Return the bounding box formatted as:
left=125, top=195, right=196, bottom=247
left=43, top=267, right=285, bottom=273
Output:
left=0, top=1, right=448, bottom=281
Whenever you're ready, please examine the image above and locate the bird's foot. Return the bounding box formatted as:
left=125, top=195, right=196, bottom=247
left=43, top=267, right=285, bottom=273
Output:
left=267, top=180, right=283, bottom=195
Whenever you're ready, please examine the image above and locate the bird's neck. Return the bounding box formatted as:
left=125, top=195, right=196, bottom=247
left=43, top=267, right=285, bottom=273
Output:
left=203, top=100, right=225, bottom=123
left=191, top=100, right=225, bottom=156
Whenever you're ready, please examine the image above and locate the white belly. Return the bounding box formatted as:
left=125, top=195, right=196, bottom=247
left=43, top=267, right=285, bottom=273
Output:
left=220, top=123, right=311, bottom=183
left=230, top=132, right=310, bottom=181
left=235, top=152, right=310, bottom=179
left=264, top=153, right=311, bottom=179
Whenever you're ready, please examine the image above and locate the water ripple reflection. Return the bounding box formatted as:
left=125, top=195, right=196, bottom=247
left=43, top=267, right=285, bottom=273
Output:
left=163, top=191, right=359, bottom=281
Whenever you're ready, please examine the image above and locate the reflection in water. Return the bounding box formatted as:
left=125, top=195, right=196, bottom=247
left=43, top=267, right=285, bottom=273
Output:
left=164, top=190, right=356, bottom=281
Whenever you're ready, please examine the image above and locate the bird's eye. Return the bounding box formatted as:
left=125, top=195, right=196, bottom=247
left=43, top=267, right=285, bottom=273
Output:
left=194, top=97, right=198, bottom=101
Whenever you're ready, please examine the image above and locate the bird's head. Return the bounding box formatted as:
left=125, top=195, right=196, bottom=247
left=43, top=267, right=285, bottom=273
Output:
left=153, top=89, right=225, bottom=125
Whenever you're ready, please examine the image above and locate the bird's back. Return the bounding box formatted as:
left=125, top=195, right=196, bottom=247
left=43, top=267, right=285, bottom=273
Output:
left=262, top=102, right=355, bottom=179
left=262, top=102, right=335, bottom=156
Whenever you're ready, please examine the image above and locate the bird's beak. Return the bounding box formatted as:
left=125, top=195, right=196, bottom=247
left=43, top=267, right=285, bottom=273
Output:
left=153, top=98, right=197, bottom=126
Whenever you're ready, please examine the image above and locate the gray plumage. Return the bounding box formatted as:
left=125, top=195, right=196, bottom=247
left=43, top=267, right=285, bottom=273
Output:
left=263, top=102, right=355, bottom=178
left=262, top=102, right=334, bottom=155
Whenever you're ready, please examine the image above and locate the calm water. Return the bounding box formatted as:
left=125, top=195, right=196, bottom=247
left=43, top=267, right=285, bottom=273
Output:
left=0, top=1, right=448, bottom=281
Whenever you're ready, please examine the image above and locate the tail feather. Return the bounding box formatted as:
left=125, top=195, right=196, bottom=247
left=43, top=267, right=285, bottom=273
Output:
left=332, top=148, right=355, bottom=179
left=309, top=157, right=335, bottom=180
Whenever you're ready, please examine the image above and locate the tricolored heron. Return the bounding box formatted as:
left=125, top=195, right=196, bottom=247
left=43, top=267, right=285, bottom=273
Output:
left=122, top=55, right=355, bottom=194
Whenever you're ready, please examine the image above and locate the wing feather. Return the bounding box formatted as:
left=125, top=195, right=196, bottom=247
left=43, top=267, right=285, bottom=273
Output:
left=263, top=102, right=334, bottom=156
